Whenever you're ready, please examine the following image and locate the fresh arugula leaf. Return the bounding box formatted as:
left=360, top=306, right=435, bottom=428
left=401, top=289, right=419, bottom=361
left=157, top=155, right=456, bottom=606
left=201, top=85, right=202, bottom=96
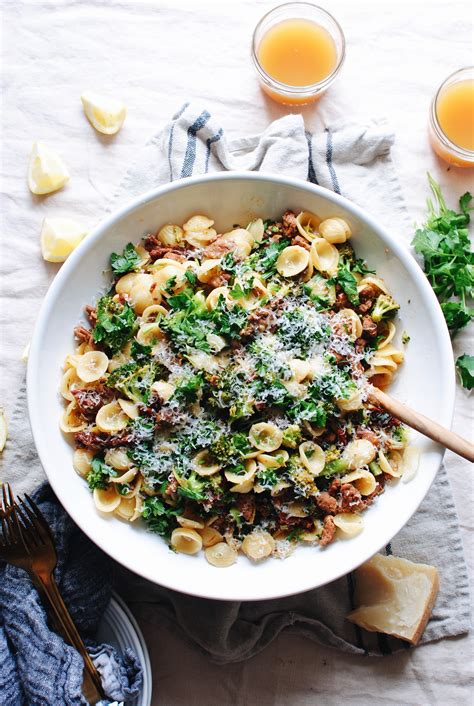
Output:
left=142, top=496, right=181, bottom=538
left=456, top=354, right=474, bottom=390
left=110, top=242, right=141, bottom=275
left=440, top=302, right=473, bottom=332
left=93, top=296, right=137, bottom=353
left=255, top=238, right=291, bottom=278
left=184, top=269, right=197, bottom=287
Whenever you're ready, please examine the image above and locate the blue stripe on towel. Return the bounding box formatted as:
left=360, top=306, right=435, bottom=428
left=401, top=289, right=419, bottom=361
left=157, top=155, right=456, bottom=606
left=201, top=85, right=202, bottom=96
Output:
left=324, top=128, right=341, bottom=194
left=168, top=102, right=189, bottom=181
left=305, top=131, right=318, bottom=184
left=180, top=110, right=211, bottom=178
left=205, top=129, right=224, bottom=173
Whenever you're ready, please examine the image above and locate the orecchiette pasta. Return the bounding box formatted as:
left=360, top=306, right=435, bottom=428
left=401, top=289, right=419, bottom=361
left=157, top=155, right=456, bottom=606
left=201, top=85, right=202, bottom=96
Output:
left=276, top=245, right=310, bottom=277
left=171, top=528, right=203, bottom=554
left=62, top=208, right=410, bottom=566
left=310, top=237, right=339, bottom=275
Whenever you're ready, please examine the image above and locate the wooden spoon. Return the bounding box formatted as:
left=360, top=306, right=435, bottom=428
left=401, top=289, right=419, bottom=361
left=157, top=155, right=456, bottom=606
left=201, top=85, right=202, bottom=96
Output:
left=368, top=385, right=474, bottom=463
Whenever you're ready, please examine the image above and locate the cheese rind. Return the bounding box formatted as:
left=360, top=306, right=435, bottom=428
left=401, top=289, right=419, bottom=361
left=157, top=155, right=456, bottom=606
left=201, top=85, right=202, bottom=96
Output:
left=347, top=554, right=439, bottom=645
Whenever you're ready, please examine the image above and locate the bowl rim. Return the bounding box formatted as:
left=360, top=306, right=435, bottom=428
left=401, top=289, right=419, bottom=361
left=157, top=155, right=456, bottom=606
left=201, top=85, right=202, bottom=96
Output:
left=27, top=171, right=455, bottom=600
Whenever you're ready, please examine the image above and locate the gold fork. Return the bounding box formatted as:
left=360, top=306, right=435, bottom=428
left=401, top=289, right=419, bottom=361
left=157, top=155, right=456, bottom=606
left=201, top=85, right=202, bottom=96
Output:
left=0, top=483, right=106, bottom=703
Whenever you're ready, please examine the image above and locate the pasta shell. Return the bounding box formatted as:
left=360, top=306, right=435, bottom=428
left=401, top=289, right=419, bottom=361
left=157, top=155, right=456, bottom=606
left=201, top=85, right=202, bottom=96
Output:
left=105, top=447, right=133, bottom=471
left=319, top=217, right=351, bottom=244
left=184, top=229, right=217, bottom=248
left=276, top=245, right=310, bottom=277
left=95, top=401, right=129, bottom=433
left=197, top=258, right=221, bottom=283
left=342, top=439, right=377, bottom=470
left=151, top=380, right=175, bottom=402
left=246, top=218, right=264, bottom=241
left=199, top=526, right=223, bottom=548
left=205, top=286, right=231, bottom=311
left=402, top=446, right=420, bottom=483
left=76, top=351, right=109, bottom=383
left=299, top=441, right=325, bottom=476
left=378, top=450, right=403, bottom=478
left=229, top=478, right=255, bottom=493
left=177, top=515, right=205, bottom=530
left=171, top=528, right=203, bottom=555
left=285, top=501, right=308, bottom=518
left=357, top=275, right=388, bottom=295
left=157, top=224, right=184, bottom=246
left=93, top=486, right=121, bottom=513
left=60, top=401, right=87, bottom=433
left=115, top=497, right=138, bottom=520
left=341, top=470, right=377, bottom=496
left=73, top=448, right=94, bottom=476
left=241, top=530, right=275, bottom=561
left=118, top=398, right=139, bottom=419
left=249, top=422, right=283, bottom=452
left=336, top=389, right=363, bottom=412
left=289, top=358, right=312, bottom=383
left=310, top=237, right=339, bottom=275
left=183, top=215, right=214, bottom=232
left=376, top=321, right=396, bottom=349
left=296, top=211, right=321, bottom=241
left=136, top=322, right=164, bottom=346
left=192, top=450, right=221, bottom=476
left=225, top=459, right=257, bottom=485
left=110, top=468, right=137, bottom=484
left=333, top=513, right=364, bottom=537
left=205, top=542, right=237, bottom=567
left=60, top=367, right=81, bottom=401
left=129, top=274, right=160, bottom=313
left=256, top=450, right=289, bottom=469
left=332, top=308, right=363, bottom=341
left=141, top=304, right=168, bottom=323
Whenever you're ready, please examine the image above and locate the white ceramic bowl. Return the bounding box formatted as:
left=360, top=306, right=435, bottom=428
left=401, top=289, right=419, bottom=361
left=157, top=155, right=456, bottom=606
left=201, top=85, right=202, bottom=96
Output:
left=27, top=173, right=455, bottom=601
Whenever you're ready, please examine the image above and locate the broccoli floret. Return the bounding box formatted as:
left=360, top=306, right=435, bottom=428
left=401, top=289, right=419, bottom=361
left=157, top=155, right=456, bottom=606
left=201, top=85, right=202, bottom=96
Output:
left=93, top=296, right=137, bottom=353
left=210, top=432, right=249, bottom=465
left=371, top=294, right=400, bottom=323
left=320, top=458, right=349, bottom=477
left=176, top=471, right=207, bottom=502
left=86, top=455, right=117, bottom=490
left=106, top=360, right=158, bottom=404
left=173, top=372, right=205, bottom=403
left=281, top=425, right=303, bottom=448
left=287, top=457, right=319, bottom=498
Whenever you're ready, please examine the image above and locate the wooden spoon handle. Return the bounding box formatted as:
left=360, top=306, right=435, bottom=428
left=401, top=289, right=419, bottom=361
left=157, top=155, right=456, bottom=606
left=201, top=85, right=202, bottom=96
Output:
left=368, top=386, right=474, bottom=463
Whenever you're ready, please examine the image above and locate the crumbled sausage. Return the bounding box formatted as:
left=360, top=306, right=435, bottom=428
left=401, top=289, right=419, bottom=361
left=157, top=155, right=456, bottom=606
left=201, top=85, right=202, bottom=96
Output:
left=75, top=430, right=133, bottom=449
left=319, top=515, right=336, bottom=546
left=207, top=272, right=231, bottom=289
left=85, top=305, right=97, bottom=325
left=359, top=285, right=377, bottom=302
left=149, top=247, right=187, bottom=262
left=362, top=315, right=377, bottom=337
left=202, top=236, right=234, bottom=260
left=72, top=385, right=113, bottom=418
left=356, top=427, right=380, bottom=447
left=328, top=478, right=341, bottom=497
left=282, top=210, right=299, bottom=237
left=144, top=234, right=160, bottom=252
left=236, top=493, right=256, bottom=523
left=164, top=472, right=178, bottom=498
left=74, top=326, right=92, bottom=344
left=340, top=483, right=363, bottom=511
left=315, top=492, right=338, bottom=515
left=291, top=234, right=311, bottom=251
left=357, top=299, right=373, bottom=314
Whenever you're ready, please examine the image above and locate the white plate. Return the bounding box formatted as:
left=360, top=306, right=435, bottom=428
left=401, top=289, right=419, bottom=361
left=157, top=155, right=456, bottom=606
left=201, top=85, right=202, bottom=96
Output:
left=27, top=172, right=455, bottom=601
left=97, top=594, right=152, bottom=706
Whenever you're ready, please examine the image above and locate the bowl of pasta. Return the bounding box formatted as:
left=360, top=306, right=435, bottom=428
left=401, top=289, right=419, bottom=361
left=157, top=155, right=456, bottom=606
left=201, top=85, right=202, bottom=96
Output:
left=27, top=172, right=454, bottom=600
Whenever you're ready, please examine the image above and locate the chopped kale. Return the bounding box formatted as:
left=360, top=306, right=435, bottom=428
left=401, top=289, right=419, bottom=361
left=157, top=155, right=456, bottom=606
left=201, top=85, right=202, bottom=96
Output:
left=107, top=360, right=158, bottom=404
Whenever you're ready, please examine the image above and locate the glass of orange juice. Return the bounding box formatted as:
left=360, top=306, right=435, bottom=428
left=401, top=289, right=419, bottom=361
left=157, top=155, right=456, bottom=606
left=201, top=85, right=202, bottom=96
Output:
left=429, top=67, right=474, bottom=168
left=252, top=2, right=345, bottom=105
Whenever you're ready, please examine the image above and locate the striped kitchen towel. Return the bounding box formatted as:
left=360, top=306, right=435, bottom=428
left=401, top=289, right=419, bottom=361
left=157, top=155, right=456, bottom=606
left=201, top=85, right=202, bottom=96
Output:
left=110, top=102, right=469, bottom=660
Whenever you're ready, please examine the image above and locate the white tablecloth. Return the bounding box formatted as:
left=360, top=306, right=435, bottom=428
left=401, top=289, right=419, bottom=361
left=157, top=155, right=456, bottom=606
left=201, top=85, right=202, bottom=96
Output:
left=1, top=1, right=472, bottom=703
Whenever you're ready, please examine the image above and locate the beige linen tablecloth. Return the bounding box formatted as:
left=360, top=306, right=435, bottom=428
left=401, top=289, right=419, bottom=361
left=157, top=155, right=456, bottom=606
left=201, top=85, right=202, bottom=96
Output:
left=1, top=1, right=472, bottom=704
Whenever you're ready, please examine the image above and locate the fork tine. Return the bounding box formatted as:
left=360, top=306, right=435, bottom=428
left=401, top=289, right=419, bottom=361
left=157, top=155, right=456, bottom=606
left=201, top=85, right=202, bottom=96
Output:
left=14, top=502, right=40, bottom=550
left=24, top=494, right=54, bottom=543
left=17, top=497, right=49, bottom=547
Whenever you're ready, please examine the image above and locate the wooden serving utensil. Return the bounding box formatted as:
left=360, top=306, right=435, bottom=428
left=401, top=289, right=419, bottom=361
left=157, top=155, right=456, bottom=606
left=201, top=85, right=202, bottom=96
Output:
left=368, top=385, right=474, bottom=463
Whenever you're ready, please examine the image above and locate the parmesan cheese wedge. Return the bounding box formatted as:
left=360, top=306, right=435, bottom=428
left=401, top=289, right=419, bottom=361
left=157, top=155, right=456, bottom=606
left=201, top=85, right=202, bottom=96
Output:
left=347, top=554, right=439, bottom=645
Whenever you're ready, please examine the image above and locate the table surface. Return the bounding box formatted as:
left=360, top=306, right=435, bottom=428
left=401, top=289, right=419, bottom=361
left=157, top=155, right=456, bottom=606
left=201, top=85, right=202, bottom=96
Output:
left=1, top=1, right=473, bottom=704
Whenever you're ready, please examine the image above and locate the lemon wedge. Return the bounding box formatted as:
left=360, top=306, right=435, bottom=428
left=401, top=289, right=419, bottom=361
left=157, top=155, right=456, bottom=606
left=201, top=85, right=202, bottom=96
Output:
left=81, top=91, right=127, bottom=135
left=41, top=218, right=87, bottom=263
left=28, top=141, right=70, bottom=195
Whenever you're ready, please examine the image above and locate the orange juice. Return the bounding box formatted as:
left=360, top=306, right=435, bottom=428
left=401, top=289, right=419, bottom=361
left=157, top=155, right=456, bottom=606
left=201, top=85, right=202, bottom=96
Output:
left=436, top=80, right=474, bottom=151
left=429, top=68, right=474, bottom=168
left=257, top=19, right=337, bottom=88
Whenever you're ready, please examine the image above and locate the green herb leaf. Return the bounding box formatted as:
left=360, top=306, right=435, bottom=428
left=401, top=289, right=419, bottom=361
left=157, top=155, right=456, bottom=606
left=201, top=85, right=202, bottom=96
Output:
left=456, top=354, right=474, bottom=389
left=87, top=455, right=117, bottom=490
left=110, top=242, right=141, bottom=275
left=93, top=296, right=137, bottom=353
left=334, top=263, right=360, bottom=305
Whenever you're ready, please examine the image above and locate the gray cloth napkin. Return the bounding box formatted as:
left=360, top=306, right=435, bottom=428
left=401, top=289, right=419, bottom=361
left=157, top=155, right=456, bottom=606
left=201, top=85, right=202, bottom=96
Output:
left=0, top=482, right=142, bottom=705
left=111, top=103, right=470, bottom=660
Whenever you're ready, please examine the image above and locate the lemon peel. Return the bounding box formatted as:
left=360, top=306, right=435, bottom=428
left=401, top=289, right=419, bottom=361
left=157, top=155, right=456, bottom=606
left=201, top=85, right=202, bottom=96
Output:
left=41, top=218, right=88, bottom=263
left=81, top=91, right=127, bottom=135
left=28, top=141, right=70, bottom=195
